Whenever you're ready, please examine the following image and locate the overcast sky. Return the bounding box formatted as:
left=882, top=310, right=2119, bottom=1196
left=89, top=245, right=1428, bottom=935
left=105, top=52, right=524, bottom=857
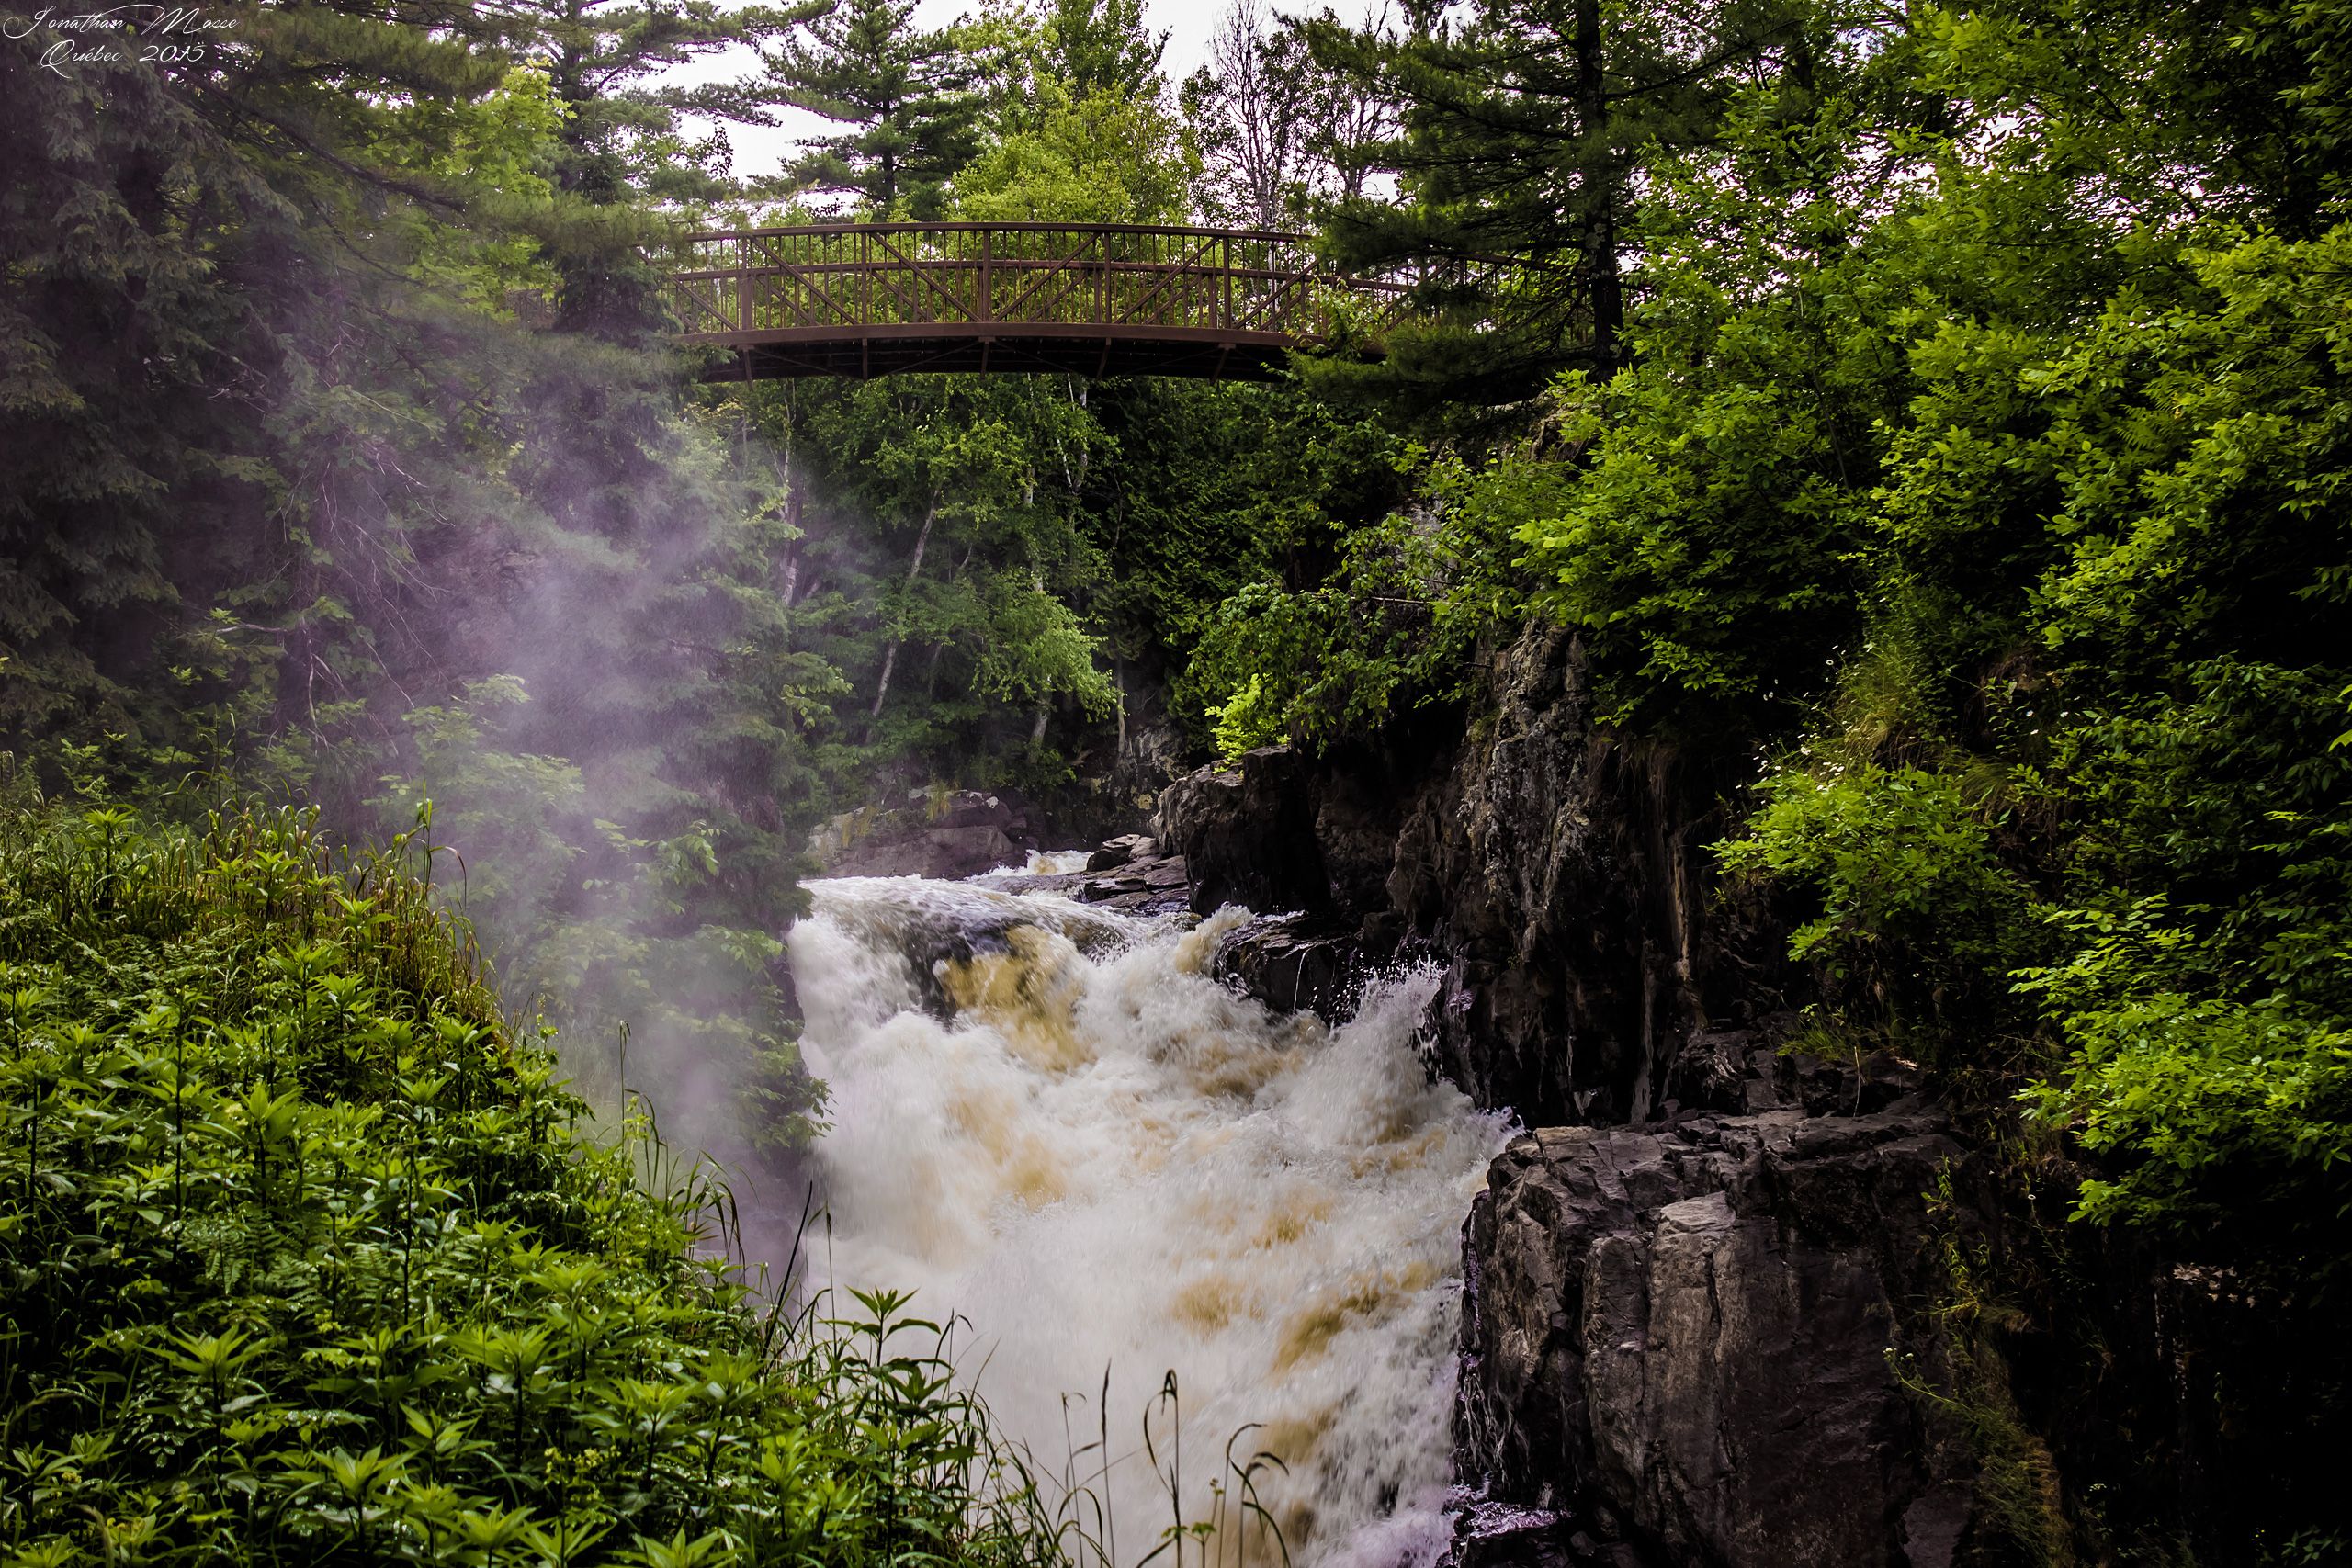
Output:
left=677, top=0, right=1389, bottom=184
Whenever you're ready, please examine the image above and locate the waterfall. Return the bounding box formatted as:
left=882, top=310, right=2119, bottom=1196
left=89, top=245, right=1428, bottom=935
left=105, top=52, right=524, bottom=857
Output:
left=787, top=871, right=1514, bottom=1568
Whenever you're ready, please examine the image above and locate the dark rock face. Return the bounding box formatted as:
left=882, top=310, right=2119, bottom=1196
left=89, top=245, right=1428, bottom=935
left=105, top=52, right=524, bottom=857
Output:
left=1153, top=627, right=1768, bottom=1127
left=1444, top=1493, right=1585, bottom=1568
left=1154, top=746, right=1333, bottom=917
left=1385, top=626, right=1746, bottom=1127
left=1458, top=1097, right=1976, bottom=1568
left=1146, top=634, right=1987, bottom=1565
left=981, top=833, right=1194, bottom=914
left=821, top=790, right=1039, bottom=880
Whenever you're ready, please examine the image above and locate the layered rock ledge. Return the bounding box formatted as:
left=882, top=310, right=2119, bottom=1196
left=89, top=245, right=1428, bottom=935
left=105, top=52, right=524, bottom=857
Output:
left=1453, top=1094, right=1979, bottom=1568
left=816, top=789, right=1043, bottom=879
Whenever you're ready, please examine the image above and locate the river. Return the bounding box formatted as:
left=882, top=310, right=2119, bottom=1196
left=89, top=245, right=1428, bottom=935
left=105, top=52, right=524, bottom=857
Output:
left=786, top=868, right=1513, bottom=1568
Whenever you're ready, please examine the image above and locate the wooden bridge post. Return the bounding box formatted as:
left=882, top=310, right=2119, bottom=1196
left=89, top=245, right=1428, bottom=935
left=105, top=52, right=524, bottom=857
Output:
left=1220, top=232, right=1231, bottom=333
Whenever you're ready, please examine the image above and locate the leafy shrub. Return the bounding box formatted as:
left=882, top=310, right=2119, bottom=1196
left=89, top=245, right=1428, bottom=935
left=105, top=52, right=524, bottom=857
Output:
left=0, top=796, right=1065, bottom=1566
left=1715, top=762, right=2039, bottom=1036
left=1179, top=451, right=1538, bottom=758
left=2019, top=990, right=2352, bottom=1244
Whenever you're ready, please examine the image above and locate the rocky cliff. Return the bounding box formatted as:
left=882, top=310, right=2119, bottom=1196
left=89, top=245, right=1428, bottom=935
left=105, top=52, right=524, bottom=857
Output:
left=1151, top=622, right=2334, bottom=1567
left=1453, top=1091, right=1979, bottom=1567
left=1158, top=623, right=1779, bottom=1128
left=1155, top=629, right=1992, bottom=1567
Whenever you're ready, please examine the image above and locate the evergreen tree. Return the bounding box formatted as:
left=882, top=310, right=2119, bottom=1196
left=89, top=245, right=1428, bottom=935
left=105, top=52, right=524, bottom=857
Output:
left=1302, top=0, right=1800, bottom=385
left=0, top=12, right=553, bottom=767
left=494, top=0, right=822, bottom=334
left=1044, top=0, right=1167, bottom=99
left=763, top=0, right=984, bottom=217
left=516, top=0, right=812, bottom=206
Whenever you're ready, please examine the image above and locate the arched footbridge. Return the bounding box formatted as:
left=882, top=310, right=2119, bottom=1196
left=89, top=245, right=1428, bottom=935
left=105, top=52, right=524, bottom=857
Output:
left=658, top=222, right=1424, bottom=380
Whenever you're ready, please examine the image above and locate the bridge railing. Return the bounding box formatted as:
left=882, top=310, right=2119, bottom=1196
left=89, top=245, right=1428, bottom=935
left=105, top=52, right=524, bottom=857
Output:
left=655, top=221, right=1417, bottom=345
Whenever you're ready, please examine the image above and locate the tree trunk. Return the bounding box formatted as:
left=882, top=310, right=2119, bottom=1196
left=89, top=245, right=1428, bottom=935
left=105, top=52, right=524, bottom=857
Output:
left=869, top=496, right=938, bottom=723
left=1574, top=0, right=1623, bottom=372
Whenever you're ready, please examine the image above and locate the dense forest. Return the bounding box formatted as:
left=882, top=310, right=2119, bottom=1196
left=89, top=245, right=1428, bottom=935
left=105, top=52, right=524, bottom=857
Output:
left=4, top=0, right=2350, bottom=1559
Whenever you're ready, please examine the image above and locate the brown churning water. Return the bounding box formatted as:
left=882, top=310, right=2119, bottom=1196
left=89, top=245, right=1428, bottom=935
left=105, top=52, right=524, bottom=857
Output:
left=788, top=873, right=1512, bottom=1568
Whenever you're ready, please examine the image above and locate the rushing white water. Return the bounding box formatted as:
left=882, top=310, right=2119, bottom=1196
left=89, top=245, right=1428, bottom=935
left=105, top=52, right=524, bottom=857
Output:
left=788, top=874, right=1513, bottom=1568
left=1004, top=848, right=1095, bottom=874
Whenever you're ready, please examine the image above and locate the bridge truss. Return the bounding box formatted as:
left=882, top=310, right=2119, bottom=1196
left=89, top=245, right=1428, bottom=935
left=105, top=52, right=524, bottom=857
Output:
left=658, top=222, right=1416, bottom=380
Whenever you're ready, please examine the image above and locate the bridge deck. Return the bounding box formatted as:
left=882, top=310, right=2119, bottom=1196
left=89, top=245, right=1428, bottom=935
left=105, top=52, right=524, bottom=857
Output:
left=658, top=222, right=1409, bottom=380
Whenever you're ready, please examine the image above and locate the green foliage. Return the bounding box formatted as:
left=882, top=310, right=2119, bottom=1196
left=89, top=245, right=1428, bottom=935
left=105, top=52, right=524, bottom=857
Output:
left=1303, top=0, right=1818, bottom=387
left=360, top=66, right=569, bottom=310
left=752, top=371, right=1127, bottom=781
left=2019, top=988, right=2352, bottom=1242
left=0, top=797, right=1065, bottom=1566
left=763, top=0, right=984, bottom=217
left=519, top=0, right=820, bottom=217
left=1513, top=361, right=1871, bottom=731
left=3, top=0, right=865, bottom=1165
left=1716, top=764, right=2037, bottom=995
left=1039, top=0, right=1165, bottom=98
left=956, top=0, right=1185, bottom=227
left=968, top=576, right=1121, bottom=718
left=1172, top=0, right=2352, bottom=1294
left=955, top=85, right=1196, bottom=224
left=1178, top=470, right=1526, bottom=757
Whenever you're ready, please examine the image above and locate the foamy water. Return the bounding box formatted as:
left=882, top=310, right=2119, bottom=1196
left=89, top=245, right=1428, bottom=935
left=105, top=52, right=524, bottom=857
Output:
left=1007, top=848, right=1096, bottom=874
left=787, top=874, right=1511, bottom=1568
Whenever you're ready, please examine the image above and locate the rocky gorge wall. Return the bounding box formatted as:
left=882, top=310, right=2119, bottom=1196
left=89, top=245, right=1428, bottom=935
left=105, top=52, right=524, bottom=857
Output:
left=1155, top=623, right=1781, bottom=1129
left=1153, top=632, right=1992, bottom=1564
left=1455, top=1102, right=1978, bottom=1568
left=797, top=623, right=2332, bottom=1565
left=1146, top=623, right=2335, bottom=1567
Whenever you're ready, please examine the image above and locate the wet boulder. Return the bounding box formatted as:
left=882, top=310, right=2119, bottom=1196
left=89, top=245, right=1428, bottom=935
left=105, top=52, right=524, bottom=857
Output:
left=1456, top=1099, right=1981, bottom=1568
left=1087, top=833, right=1157, bottom=872
left=1156, top=746, right=1331, bottom=917
left=817, top=789, right=1038, bottom=879
left=1206, top=913, right=1362, bottom=1022
left=1072, top=847, right=1192, bottom=912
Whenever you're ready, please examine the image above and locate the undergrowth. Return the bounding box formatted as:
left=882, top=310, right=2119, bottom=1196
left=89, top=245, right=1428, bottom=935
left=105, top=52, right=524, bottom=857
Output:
left=0, top=791, right=1085, bottom=1566
left=1889, top=1172, right=2075, bottom=1568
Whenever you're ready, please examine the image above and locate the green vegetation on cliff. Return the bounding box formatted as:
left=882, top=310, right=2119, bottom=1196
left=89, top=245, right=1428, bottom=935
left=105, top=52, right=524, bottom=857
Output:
left=6, top=0, right=2351, bottom=1553
left=1193, top=0, right=2352, bottom=1289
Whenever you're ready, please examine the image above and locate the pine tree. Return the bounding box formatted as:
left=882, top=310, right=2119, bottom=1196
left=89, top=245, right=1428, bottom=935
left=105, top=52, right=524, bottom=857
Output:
left=1044, top=0, right=1167, bottom=99
left=0, top=13, right=551, bottom=759
left=488, top=0, right=822, bottom=335
left=510, top=0, right=819, bottom=206
left=763, top=0, right=983, bottom=218
left=1303, top=0, right=1800, bottom=386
